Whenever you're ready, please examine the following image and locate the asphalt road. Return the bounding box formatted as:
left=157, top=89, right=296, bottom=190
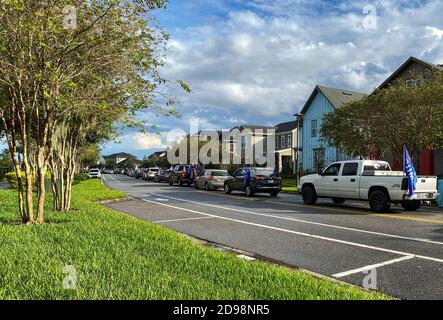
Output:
left=102, top=174, right=443, bottom=300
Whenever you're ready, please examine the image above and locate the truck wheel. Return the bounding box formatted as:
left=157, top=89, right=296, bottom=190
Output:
left=270, top=191, right=279, bottom=197
left=302, top=186, right=317, bottom=205
left=224, top=183, right=232, bottom=194
left=401, top=200, right=421, bottom=211
left=332, top=198, right=346, bottom=204
left=369, top=190, right=391, bottom=212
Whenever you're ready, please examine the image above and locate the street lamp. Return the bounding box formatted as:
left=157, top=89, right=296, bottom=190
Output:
left=294, top=112, right=304, bottom=184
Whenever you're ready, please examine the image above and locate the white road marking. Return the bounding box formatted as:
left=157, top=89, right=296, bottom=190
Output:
left=154, top=216, right=215, bottom=224
left=143, top=199, right=443, bottom=264
left=147, top=192, right=443, bottom=247
left=333, top=255, right=415, bottom=278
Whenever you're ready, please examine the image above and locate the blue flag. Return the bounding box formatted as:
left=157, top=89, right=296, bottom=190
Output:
left=403, top=145, right=418, bottom=199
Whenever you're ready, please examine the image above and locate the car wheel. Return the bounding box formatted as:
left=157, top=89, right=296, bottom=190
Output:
left=245, top=185, right=254, bottom=197
left=302, top=186, right=318, bottom=205
left=270, top=191, right=279, bottom=197
left=179, top=178, right=184, bottom=186
left=195, top=182, right=199, bottom=189
left=224, top=183, right=232, bottom=194
left=205, top=182, right=210, bottom=191
left=369, top=190, right=391, bottom=212
left=401, top=200, right=421, bottom=211
left=169, top=178, right=173, bottom=186
left=332, top=198, right=346, bottom=204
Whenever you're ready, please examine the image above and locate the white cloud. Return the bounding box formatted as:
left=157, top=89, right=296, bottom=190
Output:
left=158, top=0, right=443, bottom=130
left=121, top=132, right=166, bottom=150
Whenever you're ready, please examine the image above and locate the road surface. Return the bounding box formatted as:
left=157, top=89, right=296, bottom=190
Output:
left=102, top=174, right=443, bottom=300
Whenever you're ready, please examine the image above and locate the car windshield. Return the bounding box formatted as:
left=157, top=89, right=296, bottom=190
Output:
left=150, top=169, right=159, bottom=172
left=211, top=171, right=229, bottom=176
left=90, top=169, right=99, bottom=172
left=364, top=163, right=391, bottom=171
left=251, top=169, right=277, bottom=177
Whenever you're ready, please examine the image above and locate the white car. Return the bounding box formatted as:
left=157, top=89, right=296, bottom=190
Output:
left=88, top=168, right=102, bottom=179
left=298, top=160, right=438, bottom=212
left=144, top=167, right=160, bottom=181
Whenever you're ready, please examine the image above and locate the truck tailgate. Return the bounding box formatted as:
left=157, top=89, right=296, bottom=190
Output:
left=414, top=177, right=438, bottom=192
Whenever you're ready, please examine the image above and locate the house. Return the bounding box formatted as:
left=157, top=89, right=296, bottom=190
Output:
left=274, top=121, right=298, bottom=175
left=375, top=56, right=443, bottom=177
left=229, top=125, right=275, bottom=167
left=298, top=85, right=367, bottom=173
left=103, top=152, right=137, bottom=165
left=146, top=150, right=167, bottom=160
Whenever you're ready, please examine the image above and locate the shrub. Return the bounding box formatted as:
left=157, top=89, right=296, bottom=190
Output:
left=73, top=173, right=91, bottom=185
left=4, top=172, right=34, bottom=190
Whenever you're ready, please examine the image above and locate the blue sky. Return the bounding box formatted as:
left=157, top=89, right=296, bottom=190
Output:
left=3, top=1, right=442, bottom=159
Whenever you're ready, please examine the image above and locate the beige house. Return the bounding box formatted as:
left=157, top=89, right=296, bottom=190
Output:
left=274, top=121, right=298, bottom=175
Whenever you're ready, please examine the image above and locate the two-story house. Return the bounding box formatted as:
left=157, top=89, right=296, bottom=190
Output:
left=298, top=85, right=367, bottom=173
left=375, top=56, right=443, bottom=176
left=274, top=121, right=298, bottom=175
left=229, top=124, right=275, bottom=167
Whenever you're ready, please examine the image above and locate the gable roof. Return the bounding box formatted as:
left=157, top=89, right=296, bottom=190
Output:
left=298, top=85, right=367, bottom=115
left=275, top=121, right=297, bottom=133
left=103, top=152, right=136, bottom=160
left=148, top=151, right=167, bottom=159
left=376, top=56, right=443, bottom=90
left=230, top=124, right=275, bottom=132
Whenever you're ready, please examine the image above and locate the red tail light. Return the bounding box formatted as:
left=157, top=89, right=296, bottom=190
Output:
left=255, top=176, right=263, bottom=181
left=181, top=172, right=186, bottom=177
left=208, top=176, right=215, bottom=180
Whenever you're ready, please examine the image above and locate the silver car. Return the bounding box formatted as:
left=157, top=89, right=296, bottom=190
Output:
left=194, top=170, right=231, bottom=190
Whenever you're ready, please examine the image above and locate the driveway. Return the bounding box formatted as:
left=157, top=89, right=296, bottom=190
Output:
left=102, top=174, right=443, bottom=300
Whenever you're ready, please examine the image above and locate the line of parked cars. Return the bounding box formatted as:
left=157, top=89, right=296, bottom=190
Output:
left=117, top=164, right=282, bottom=197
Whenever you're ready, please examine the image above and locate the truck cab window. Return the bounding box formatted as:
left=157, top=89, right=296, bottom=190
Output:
left=323, top=164, right=341, bottom=176
left=342, top=163, right=359, bottom=176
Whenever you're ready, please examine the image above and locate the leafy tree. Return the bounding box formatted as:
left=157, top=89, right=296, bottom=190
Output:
left=0, top=1, right=187, bottom=222
left=321, top=73, right=443, bottom=169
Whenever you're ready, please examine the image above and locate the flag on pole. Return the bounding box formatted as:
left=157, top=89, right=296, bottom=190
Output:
left=403, top=145, right=418, bottom=200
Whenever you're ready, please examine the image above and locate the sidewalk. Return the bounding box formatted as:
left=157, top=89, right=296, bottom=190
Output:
left=0, top=182, right=10, bottom=190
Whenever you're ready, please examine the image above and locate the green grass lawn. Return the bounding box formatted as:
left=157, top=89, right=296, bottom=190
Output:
left=0, top=180, right=388, bottom=300
left=281, top=179, right=298, bottom=193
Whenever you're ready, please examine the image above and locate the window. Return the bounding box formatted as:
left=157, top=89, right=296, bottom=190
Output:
left=323, top=163, right=341, bottom=176
left=311, top=120, right=318, bottom=137
left=241, top=136, right=246, bottom=149
left=415, top=78, right=424, bottom=86
left=342, top=163, right=359, bottom=176
left=234, top=169, right=243, bottom=177
left=287, top=134, right=292, bottom=147
left=406, top=79, right=415, bottom=87
left=275, top=136, right=279, bottom=148
left=313, top=148, right=325, bottom=171
left=281, top=135, right=285, bottom=148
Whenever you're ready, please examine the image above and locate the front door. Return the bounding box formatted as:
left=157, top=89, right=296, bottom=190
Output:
left=316, top=163, right=341, bottom=197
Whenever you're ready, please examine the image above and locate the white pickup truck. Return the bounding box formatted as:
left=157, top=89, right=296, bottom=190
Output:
left=298, top=160, right=438, bottom=212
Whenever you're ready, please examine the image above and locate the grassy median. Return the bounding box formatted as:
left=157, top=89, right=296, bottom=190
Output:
left=0, top=179, right=389, bottom=300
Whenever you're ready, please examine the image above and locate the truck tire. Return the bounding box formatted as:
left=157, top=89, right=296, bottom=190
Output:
left=332, top=198, right=346, bottom=204
left=401, top=200, right=421, bottom=211
left=369, top=190, right=391, bottom=212
left=302, top=186, right=317, bottom=205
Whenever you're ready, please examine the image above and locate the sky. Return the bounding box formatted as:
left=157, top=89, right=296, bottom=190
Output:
left=2, top=0, right=443, bottom=159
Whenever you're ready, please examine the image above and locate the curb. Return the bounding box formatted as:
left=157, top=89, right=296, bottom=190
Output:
left=97, top=197, right=134, bottom=205
left=181, top=233, right=393, bottom=298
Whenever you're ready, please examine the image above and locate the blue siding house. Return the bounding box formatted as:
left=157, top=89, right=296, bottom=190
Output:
left=299, top=85, right=367, bottom=173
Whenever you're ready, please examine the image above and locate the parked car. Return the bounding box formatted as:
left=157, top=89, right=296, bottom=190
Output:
left=169, top=164, right=198, bottom=186
left=298, top=160, right=438, bottom=212
left=153, top=169, right=172, bottom=183
left=195, top=170, right=231, bottom=190
left=144, top=167, right=161, bottom=181
left=88, top=168, right=101, bottom=179
left=224, top=167, right=281, bottom=197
